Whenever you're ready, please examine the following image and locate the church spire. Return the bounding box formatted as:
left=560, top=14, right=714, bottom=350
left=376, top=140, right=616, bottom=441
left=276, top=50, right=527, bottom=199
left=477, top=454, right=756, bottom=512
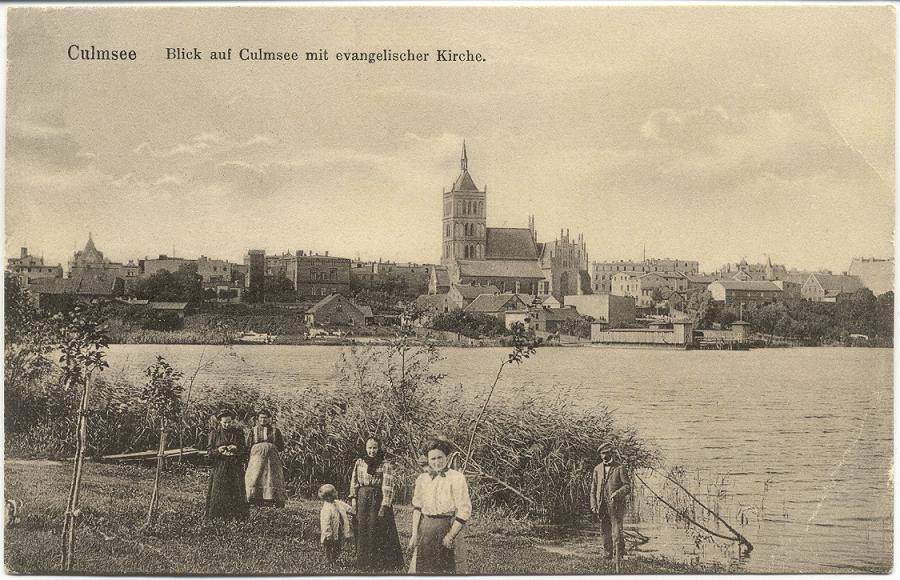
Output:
left=461, top=140, right=468, bottom=172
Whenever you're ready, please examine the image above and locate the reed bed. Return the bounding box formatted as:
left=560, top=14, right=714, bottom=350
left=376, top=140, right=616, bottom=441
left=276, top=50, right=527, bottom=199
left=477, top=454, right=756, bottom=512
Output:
left=6, top=340, right=659, bottom=523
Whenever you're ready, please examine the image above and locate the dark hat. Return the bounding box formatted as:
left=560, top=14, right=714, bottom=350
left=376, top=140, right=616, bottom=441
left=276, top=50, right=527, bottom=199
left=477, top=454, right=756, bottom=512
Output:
left=217, top=409, right=235, bottom=420
left=597, top=441, right=615, bottom=453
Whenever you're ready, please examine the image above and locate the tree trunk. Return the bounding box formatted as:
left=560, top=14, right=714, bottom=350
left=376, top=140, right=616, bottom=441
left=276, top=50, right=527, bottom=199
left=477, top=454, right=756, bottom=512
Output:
left=146, top=422, right=167, bottom=526
left=60, top=373, right=91, bottom=572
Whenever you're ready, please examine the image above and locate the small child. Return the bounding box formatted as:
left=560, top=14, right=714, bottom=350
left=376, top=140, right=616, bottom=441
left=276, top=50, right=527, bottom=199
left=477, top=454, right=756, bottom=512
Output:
left=318, top=483, right=353, bottom=564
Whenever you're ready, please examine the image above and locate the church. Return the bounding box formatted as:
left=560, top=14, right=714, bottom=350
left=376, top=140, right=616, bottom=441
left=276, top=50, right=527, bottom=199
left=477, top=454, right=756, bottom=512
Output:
left=437, top=144, right=545, bottom=295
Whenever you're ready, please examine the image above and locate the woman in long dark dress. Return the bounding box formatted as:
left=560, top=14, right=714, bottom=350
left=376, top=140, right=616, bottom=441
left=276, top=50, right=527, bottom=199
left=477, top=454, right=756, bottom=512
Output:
left=205, top=410, right=249, bottom=521
left=348, top=437, right=403, bottom=570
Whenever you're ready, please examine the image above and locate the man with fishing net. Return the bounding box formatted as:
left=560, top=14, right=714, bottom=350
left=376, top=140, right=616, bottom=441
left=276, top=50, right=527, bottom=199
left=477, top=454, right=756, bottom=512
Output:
left=590, top=441, right=631, bottom=563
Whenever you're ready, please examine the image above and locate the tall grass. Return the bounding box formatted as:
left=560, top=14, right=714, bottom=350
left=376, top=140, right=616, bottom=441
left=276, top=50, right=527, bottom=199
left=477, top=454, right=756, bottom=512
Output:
left=6, top=339, right=658, bottom=523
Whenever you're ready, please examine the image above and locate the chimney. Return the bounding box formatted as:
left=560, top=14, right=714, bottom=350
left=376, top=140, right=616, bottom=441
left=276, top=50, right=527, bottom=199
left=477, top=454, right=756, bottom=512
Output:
left=325, top=251, right=329, bottom=257
left=20, top=247, right=27, bottom=259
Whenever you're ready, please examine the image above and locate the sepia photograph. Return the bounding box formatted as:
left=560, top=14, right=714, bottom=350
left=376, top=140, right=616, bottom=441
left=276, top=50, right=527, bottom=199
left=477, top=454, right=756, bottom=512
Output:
left=3, top=4, right=894, bottom=575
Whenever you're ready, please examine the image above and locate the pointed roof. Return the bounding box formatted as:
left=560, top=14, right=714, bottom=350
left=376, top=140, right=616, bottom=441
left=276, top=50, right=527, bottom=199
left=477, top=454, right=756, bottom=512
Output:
left=76, top=233, right=106, bottom=264
left=451, top=142, right=481, bottom=192
left=464, top=293, right=530, bottom=314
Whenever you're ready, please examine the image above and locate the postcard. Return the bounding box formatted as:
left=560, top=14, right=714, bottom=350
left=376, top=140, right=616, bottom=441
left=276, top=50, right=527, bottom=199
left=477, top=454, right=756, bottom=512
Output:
left=4, top=4, right=894, bottom=575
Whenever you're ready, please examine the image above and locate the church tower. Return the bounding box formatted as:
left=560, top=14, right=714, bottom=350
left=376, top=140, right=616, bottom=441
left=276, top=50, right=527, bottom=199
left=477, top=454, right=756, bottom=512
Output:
left=441, top=142, right=487, bottom=265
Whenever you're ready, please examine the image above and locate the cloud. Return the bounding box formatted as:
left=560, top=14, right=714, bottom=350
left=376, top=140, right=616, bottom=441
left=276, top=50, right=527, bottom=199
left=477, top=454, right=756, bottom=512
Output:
left=8, top=118, right=89, bottom=169
left=215, top=161, right=289, bottom=198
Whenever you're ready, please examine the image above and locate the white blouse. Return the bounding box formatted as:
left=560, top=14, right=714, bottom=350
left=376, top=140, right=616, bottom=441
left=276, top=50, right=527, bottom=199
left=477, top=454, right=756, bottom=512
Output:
left=411, top=468, right=473, bottom=523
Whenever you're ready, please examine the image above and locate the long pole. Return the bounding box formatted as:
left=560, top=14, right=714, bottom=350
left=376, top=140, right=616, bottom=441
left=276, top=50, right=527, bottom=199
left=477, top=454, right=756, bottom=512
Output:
left=146, top=423, right=167, bottom=525
left=61, top=373, right=91, bottom=571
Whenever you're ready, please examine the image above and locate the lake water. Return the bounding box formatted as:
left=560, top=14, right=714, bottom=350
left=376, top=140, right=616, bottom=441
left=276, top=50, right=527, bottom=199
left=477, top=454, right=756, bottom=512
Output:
left=103, top=344, right=893, bottom=573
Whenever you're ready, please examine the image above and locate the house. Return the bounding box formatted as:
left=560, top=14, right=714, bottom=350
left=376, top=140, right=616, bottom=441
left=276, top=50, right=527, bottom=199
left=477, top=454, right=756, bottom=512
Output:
left=203, top=281, right=244, bottom=303
left=464, top=293, right=531, bottom=328
left=687, top=274, right=719, bottom=292
left=303, top=293, right=372, bottom=327
left=428, top=265, right=451, bottom=295
left=564, top=293, right=635, bottom=327
left=7, top=247, right=63, bottom=286
left=70, top=234, right=138, bottom=281
left=147, top=302, right=190, bottom=319
left=611, top=271, right=688, bottom=308
left=707, top=280, right=783, bottom=306
left=535, top=295, right=562, bottom=308
left=530, top=306, right=580, bottom=333
left=591, top=257, right=699, bottom=292
left=415, top=293, right=452, bottom=314
left=801, top=273, right=865, bottom=303
left=29, top=270, right=124, bottom=311
left=448, top=283, right=500, bottom=310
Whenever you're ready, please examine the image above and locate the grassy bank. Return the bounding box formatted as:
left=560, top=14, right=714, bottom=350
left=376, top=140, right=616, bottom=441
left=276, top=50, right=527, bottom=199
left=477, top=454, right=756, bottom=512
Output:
left=4, top=459, right=729, bottom=575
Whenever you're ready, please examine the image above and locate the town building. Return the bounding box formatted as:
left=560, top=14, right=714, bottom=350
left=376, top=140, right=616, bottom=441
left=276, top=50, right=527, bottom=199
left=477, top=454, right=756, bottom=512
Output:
left=536, top=226, right=590, bottom=301
left=250, top=250, right=352, bottom=301
left=350, top=260, right=430, bottom=297
left=140, top=255, right=194, bottom=277
left=428, top=265, right=451, bottom=295
left=800, top=273, right=865, bottom=303
left=687, top=274, right=720, bottom=292
left=448, top=283, right=500, bottom=310
left=244, top=249, right=266, bottom=303
left=415, top=293, right=453, bottom=316
left=848, top=257, right=893, bottom=296
left=591, top=257, right=699, bottom=292
left=69, top=234, right=138, bottom=281
left=7, top=247, right=63, bottom=286
left=463, top=293, right=532, bottom=329
left=304, top=293, right=372, bottom=327
left=718, top=256, right=789, bottom=282
left=440, top=144, right=544, bottom=294
left=29, top=270, right=125, bottom=311
left=294, top=251, right=351, bottom=298
left=564, top=294, right=636, bottom=327
left=203, top=281, right=244, bottom=303
left=197, top=256, right=237, bottom=284
left=707, top=280, right=783, bottom=306
left=610, top=271, right=688, bottom=308
left=529, top=306, right=580, bottom=334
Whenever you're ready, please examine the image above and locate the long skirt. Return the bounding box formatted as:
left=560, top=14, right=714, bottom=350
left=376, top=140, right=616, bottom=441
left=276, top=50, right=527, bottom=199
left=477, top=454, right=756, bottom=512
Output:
left=206, top=459, right=249, bottom=521
left=409, top=530, right=467, bottom=574
left=245, top=442, right=286, bottom=507
left=355, top=486, right=403, bottom=570
left=416, top=515, right=455, bottom=574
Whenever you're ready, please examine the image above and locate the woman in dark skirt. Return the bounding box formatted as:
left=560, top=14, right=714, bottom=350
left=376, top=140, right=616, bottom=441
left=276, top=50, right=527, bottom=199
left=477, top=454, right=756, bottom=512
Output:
left=408, top=438, right=472, bottom=574
left=348, top=437, right=403, bottom=571
left=205, top=410, right=249, bottom=521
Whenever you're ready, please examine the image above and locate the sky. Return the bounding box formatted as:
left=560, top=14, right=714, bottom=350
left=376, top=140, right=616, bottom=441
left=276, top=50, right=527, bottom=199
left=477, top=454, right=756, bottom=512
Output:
left=5, top=5, right=895, bottom=274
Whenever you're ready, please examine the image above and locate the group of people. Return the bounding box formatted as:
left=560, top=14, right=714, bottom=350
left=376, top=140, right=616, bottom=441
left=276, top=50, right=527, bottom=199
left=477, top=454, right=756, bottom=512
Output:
left=205, top=409, right=287, bottom=522
left=204, top=410, right=475, bottom=573
left=205, top=409, right=630, bottom=573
